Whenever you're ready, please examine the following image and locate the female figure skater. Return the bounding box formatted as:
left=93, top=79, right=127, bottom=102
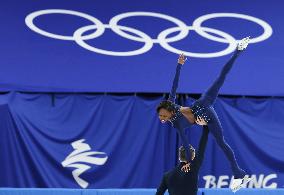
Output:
left=156, top=37, right=251, bottom=192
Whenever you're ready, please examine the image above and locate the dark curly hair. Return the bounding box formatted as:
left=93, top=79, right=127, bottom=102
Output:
left=179, top=145, right=195, bottom=162
left=156, top=100, right=175, bottom=113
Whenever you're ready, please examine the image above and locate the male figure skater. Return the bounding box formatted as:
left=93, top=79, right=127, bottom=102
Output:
left=156, top=126, right=209, bottom=195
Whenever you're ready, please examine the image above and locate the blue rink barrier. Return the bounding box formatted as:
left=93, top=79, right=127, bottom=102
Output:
left=0, top=188, right=284, bottom=195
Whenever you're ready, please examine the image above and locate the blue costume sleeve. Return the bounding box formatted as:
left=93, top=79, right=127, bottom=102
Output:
left=194, top=126, right=209, bottom=170
left=168, top=62, right=191, bottom=162
left=168, top=63, right=182, bottom=102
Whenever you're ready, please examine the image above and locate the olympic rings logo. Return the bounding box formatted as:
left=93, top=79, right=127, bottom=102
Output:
left=25, top=10, right=273, bottom=58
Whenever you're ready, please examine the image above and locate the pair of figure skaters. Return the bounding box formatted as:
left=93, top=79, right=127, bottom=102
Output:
left=156, top=37, right=251, bottom=195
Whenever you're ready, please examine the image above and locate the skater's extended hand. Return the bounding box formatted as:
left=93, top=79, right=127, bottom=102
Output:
left=195, top=116, right=207, bottom=126
left=181, top=162, right=190, bottom=173
left=178, top=53, right=187, bottom=65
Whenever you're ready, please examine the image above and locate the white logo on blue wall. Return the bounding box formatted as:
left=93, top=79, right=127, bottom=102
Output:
left=25, top=10, right=273, bottom=57
left=61, top=139, right=108, bottom=188
left=203, top=174, right=278, bottom=188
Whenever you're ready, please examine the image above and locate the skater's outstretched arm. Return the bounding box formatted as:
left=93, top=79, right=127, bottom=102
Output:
left=194, top=126, right=209, bottom=171
left=168, top=54, right=186, bottom=102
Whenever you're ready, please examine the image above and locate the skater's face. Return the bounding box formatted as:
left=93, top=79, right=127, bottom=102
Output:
left=158, top=108, right=173, bottom=123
